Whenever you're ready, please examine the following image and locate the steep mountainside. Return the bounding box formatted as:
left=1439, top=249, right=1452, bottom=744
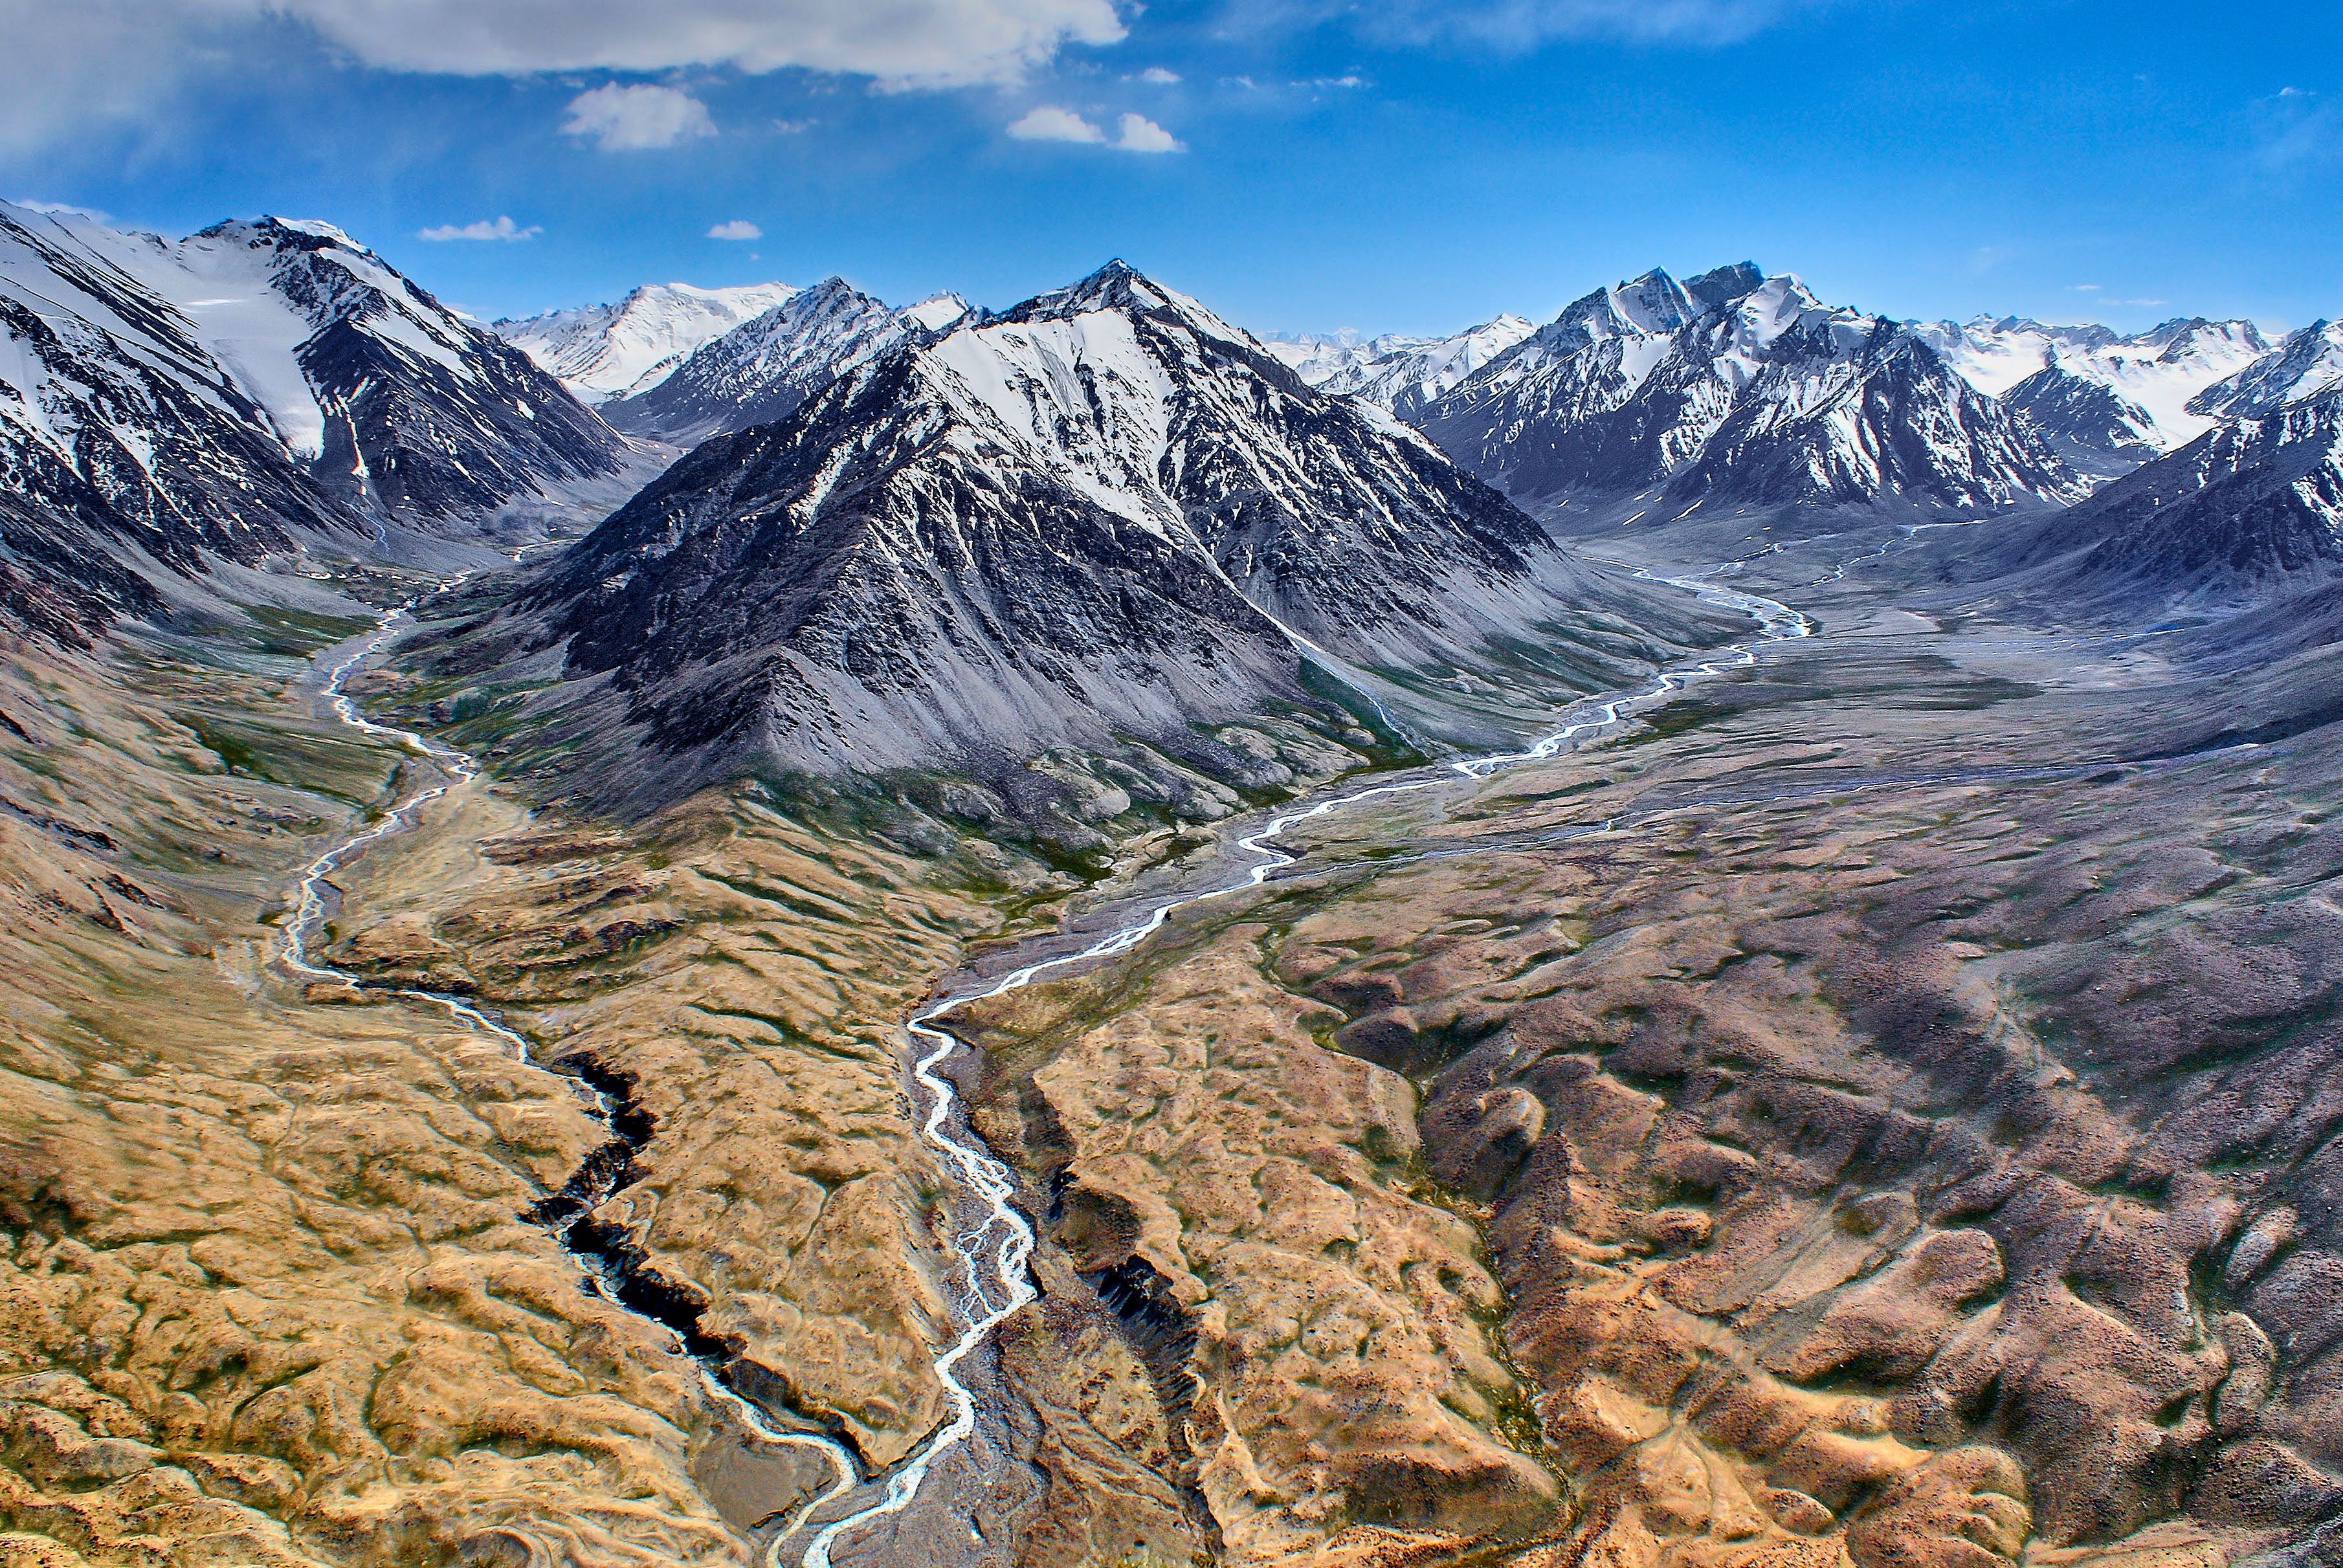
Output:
left=604, top=278, right=925, bottom=444
left=174, top=218, right=624, bottom=521
left=1262, top=313, right=1535, bottom=419
left=1912, top=315, right=2271, bottom=453
left=1995, top=388, right=2343, bottom=605
left=493, top=261, right=1701, bottom=783
left=491, top=281, right=801, bottom=403
left=8, top=203, right=623, bottom=526
left=0, top=203, right=369, bottom=639
left=1417, top=263, right=2082, bottom=515
left=0, top=201, right=627, bottom=640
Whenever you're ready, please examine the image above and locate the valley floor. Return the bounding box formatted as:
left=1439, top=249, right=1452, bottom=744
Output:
left=1, top=523, right=2337, bottom=1567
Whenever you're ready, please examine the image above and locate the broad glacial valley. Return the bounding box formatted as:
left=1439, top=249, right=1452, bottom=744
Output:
left=1, top=190, right=2340, bottom=1568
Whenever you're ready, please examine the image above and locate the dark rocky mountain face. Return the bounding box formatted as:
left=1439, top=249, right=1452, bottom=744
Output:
left=1416, top=263, right=2083, bottom=516
left=603, top=277, right=917, bottom=445
left=1995, top=389, right=2343, bottom=606
left=500, top=261, right=1698, bottom=784
left=2002, top=362, right=2160, bottom=472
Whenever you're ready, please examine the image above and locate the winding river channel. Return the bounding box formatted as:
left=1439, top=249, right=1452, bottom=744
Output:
left=283, top=562, right=1819, bottom=1565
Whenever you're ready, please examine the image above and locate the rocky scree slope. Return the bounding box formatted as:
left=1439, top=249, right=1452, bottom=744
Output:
left=0, top=201, right=623, bottom=639
left=488, top=260, right=1689, bottom=788
left=1416, top=263, right=2087, bottom=516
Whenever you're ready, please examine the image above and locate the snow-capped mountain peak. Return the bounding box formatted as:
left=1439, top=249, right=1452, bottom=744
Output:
left=902, top=291, right=974, bottom=333
left=602, top=274, right=912, bottom=442
left=1418, top=261, right=2083, bottom=512
left=1019, top=258, right=1257, bottom=355
left=493, top=280, right=801, bottom=404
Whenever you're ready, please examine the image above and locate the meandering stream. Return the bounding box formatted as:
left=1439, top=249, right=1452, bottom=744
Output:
left=795, top=568, right=1815, bottom=1564
left=284, top=561, right=1821, bottom=1566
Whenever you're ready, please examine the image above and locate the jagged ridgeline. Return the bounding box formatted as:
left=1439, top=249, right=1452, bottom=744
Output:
left=0, top=200, right=624, bottom=641
left=440, top=261, right=1729, bottom=797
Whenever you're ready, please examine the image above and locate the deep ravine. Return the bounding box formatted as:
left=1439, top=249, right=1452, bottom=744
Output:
left=277, top=577, right=862, bottom=1550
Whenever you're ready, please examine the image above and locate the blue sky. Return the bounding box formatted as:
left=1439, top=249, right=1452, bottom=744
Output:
left=3, top=0, right=2337, bottom=338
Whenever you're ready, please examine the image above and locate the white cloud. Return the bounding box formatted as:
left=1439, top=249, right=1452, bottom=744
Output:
left=417, top=214, right=540, bottom=241
left=707, top=219, right=762, bottom=240
left=1113, top=112, right=1183, bottom=153
left=562, top=83, right=716, bottom=150
left=0, top=0, right=1126, bottom=152
left=1137, top=65, right=1181, bottom=83
left=280, top=0, right=1125, bottom=85
left=1007, top=104, right=1108, bottom=144
left=1008, top=105, right=1183, bottom=153
left=2071, top=283, right=2102, bottom=292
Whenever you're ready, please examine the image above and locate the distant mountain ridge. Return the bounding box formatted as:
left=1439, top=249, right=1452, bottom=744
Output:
left=1910, top=314, right=2272, bottom=455
left=491, top=282, right=803, bottom=403
left=1412, top=263, right=2086, bottom=514
left=1262, top=315, right=1536, bottom=420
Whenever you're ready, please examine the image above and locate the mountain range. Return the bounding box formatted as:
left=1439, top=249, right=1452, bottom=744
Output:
left=1260, top=315, right=1535, bottom=421
left=471, top=260, right=1709, bottom=791
left=491, top=281, right=803, bottom=404
left=8, top=204, right=2342, bottom=774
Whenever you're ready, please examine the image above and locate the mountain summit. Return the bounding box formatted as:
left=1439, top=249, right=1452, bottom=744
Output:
left=1416, top=263, right=2085, bottom=515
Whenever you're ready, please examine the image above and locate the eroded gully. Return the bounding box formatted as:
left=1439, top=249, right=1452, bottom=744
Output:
left=279, top=578, right=861, bottom=1541
left=283, top=562, right=1828, bottom=1566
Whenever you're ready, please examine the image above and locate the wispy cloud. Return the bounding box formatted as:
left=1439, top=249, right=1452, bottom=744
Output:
left=417, top=215, right=540, bottom=241
left=706, top=219, right=762, bottom=241
left=0, top=0, right=1127, bottom=154
left=1136, top=66, right=1181, bottom=84
left=1233, top=0, right=1834, bottom=49
left=1007, top=105, right=1184, bottom=153
left=2254, top=85, right=2335, bottom=173
left=561, top=83, right=715, bottom=151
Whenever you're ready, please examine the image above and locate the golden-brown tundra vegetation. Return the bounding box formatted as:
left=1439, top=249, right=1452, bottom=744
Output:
left=0, top=554, right=2338, bottom=1568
